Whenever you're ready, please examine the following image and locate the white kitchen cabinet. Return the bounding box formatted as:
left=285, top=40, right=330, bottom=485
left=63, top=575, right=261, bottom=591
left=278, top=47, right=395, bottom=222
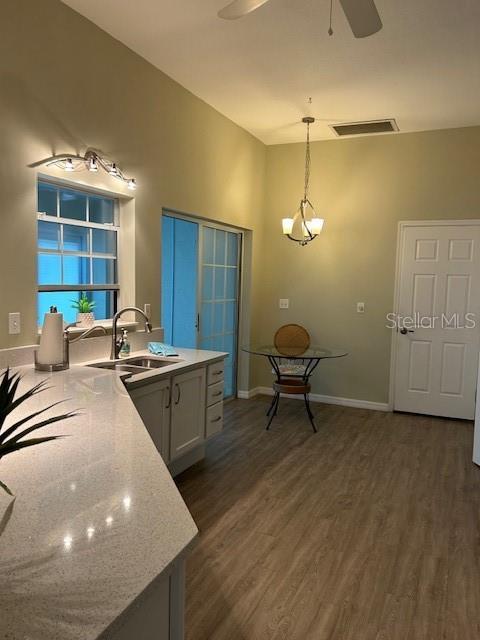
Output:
left=170, top=368, right=206, bottom=461
left=129, top=379, right=171, bottom=462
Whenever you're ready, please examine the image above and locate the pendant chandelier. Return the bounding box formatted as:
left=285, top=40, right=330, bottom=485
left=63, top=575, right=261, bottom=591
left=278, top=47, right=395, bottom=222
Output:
left=282, top=117, right=324, bottom=246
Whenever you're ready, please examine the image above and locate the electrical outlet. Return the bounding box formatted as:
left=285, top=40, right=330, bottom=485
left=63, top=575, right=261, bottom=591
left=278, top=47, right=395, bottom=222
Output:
left=357, top=302, right=365, bottom=314
left=279, top=299, right=289, bottom=309
left=9, top=312, right=21, bottom=334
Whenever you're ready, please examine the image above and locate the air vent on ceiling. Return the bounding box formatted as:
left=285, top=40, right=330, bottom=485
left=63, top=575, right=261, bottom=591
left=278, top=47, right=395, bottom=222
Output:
left=330, top=119, right=399, bottom=137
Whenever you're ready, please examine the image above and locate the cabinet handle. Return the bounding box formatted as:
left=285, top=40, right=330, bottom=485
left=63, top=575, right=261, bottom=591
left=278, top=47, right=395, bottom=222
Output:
left=165, top=386, right=171, bottom=409
left=211, top=416, right=222, bottom=423
left=213, top=370, right=223, bottom=376
left=212, top=390, right=223, bottom=397
left=174, top=383, right=181, bottom=405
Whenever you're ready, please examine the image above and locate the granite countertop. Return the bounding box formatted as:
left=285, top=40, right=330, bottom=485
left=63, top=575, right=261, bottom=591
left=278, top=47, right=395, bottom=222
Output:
left=81, top=347, right=227, bottom=388
left=0, top=357, right=204, bottom=640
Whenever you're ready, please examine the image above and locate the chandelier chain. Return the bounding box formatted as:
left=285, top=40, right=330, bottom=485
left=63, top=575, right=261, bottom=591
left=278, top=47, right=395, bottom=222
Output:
left=304, top=121, right=311, bottom=200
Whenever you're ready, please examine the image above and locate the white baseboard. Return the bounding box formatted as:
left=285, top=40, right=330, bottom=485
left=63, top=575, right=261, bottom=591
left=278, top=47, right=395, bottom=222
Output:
left=237, top=386, right=389, bottom=412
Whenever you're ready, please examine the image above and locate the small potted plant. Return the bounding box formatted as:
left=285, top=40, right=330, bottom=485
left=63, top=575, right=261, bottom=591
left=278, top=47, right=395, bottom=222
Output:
left=71, top=293, right=96, bottom=328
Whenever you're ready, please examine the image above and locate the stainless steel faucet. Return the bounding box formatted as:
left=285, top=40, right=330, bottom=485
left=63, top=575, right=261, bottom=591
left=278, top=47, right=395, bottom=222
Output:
left=111, top=307, right=152, bottom=359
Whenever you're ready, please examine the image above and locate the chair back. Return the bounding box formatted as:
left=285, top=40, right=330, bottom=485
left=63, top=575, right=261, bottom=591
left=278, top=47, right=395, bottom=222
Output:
left=274, top=324, right=310, bottom=356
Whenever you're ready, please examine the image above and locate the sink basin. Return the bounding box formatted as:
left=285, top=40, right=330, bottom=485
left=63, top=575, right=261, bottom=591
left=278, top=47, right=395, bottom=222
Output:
left=87, top=362, right=149, bottom=375
left=123, top=357, right=177, bottom=369
left=86, top=356, right=180, bottom=377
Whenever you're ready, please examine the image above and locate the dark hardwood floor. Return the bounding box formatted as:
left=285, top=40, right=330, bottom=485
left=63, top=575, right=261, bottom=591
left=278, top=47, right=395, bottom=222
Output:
left=176, top=396, right=480, bottom=640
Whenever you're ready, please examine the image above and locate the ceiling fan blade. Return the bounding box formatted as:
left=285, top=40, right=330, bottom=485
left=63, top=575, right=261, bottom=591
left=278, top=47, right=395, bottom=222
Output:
left=218, top=0, right=272, bottom=20
left=338, top=0, right=382, bottom=38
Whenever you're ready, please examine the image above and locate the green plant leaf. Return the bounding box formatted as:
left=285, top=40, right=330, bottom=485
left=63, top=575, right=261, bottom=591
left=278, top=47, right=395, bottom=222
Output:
left=0, top=479, right=13, bottom=496
left=0, top=435, right=66, bottom=458
left=0, top=399, right=71, bottom=444
left=4, top=411, right=78, bottom=446
left=0, top=377, right=51, bottom=432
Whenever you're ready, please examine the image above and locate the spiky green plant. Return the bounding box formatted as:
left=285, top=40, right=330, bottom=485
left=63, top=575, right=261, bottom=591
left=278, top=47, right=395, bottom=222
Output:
left=0, top=368, right=78, bottom=496
left=71, top=293, right=95, bottom=313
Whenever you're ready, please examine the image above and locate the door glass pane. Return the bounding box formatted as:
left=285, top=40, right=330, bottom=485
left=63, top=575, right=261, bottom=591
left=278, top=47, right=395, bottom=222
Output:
left=63, top=256, right=89, bottom=284
left=89, top=195, right=114, bottom=224
left=225, top=301, right=236, bottom=333
left=202, top=266, right=214, bottom=301
left=63, top=224, right=89, bottom=252
left=227, top=232, right=238, bottom=266
left=200, top=302, right=213, bottom=338
left=38, top=183, right=57, bottom=216
left=200, top=226, right=240, bottom=399
left=213, top=302, right=224, bottom=334
left=203, top=227, right=215, bottom=264
left=214, top=230, right=226, bottom=264
left=38, top=221, right=59, bottom=250
left=214, top=267, right=225, bottom=300
left=60, top=188, right=87, bottom=221
left=226, top=268, right=237, bottom=299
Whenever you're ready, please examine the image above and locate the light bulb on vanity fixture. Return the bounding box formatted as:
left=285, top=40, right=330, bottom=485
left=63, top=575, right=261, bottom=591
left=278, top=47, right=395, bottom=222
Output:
left=109, top=163, right=118, bottom=176
left=87, top=156, right=98, bottom=172
left=281, top=117, right=325, bottom=246
left=127, top=179, right=136, bottom=191
left=64, top=158, right=75, bottom=172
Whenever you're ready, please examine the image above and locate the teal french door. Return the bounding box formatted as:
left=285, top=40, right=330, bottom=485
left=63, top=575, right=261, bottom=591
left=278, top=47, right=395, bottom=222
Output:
left=162, top=214, right=241, bottom=399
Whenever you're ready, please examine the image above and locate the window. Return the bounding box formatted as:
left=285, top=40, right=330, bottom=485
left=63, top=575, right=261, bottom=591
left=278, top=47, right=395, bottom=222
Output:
left=37, top=181, right=119, bottom=326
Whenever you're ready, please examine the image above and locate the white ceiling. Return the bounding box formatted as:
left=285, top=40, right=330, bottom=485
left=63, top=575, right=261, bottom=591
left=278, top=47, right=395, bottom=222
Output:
left=62, top=0, right=480, bottom=144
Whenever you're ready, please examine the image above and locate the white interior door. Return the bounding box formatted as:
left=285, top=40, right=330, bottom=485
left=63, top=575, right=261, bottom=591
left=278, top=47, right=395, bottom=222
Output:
left=393, top=223, right=480, bottom=419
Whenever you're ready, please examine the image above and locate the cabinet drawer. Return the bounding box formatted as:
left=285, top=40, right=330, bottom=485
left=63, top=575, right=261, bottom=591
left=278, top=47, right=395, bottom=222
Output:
left=207, top=361, right=224, bottom=385
left=207, top=381, right=224, bottom=407
left=206, top=402, right=223, bottom=438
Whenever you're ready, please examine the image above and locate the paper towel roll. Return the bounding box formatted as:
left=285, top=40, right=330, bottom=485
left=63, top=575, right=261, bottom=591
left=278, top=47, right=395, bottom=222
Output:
left=37, top=312, right=64, bottom=365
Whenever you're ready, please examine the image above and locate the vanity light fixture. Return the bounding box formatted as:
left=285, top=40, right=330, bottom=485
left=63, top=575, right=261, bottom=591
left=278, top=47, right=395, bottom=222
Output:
left=282, top=117, right=324, bottom=246
left=30, top=149, right=137, bottom=190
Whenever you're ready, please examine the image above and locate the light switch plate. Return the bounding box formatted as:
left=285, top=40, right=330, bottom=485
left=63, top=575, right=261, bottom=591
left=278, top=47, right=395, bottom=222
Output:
left=279, top=299, right=289, bottom=309
left=144, top=303, right=151, bottom=319
left=357, top=302, right=365, bottom=314
left=9, top=312, right=21, bottom=334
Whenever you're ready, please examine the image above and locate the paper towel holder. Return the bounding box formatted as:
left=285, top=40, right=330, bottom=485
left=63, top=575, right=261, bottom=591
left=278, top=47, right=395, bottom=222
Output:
left=34, top=323, right=108, bottom=372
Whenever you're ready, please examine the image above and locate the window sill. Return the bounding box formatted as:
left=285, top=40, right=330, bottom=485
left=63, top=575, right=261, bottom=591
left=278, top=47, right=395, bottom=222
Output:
left=38, top=320, right=139, bottom=336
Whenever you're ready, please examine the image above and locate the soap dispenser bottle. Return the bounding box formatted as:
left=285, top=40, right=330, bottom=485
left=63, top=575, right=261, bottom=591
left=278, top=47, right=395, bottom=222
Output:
left=119, top=329, right=131, bottom=359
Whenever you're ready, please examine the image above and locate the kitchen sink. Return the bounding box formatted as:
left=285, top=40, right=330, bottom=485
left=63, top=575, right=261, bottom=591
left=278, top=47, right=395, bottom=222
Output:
left=87, top=362, right=150, bottom=375
left=123, top=357, right=178, bottom=369
left=87, top=356, right=181, bottom=377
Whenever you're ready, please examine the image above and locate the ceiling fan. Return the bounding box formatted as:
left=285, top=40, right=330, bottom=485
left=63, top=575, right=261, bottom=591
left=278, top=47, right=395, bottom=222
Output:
left=218, top=0, right=382, bottom=39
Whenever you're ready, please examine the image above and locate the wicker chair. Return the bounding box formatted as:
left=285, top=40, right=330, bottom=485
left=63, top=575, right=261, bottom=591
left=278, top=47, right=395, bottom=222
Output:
left=267, top=324, right=316, bottom=432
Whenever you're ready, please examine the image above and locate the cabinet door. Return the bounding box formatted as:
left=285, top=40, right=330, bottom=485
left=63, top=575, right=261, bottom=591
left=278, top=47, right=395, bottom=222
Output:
left=170, top=368, right=206, bottom=460
left=129, top=379, right=171, bottom=462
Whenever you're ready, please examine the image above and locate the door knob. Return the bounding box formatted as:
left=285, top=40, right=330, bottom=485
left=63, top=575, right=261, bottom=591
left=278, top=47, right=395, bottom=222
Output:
left=400, top=327, right=414, bottom=335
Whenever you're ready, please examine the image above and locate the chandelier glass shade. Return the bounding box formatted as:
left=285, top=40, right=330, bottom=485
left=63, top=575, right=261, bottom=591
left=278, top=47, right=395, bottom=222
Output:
left=282, top=117, right=324, bottom=246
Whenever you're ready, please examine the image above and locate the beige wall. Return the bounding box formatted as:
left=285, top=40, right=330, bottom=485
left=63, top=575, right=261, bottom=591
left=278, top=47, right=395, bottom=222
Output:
left=257, top=126, right=480, bottom=402
left=2, top=1, right=480, bottom=405
left=0, top=0, right=266, bottom=363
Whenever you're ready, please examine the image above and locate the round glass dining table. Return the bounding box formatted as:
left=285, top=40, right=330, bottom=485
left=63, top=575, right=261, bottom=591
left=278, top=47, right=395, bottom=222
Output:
left=242, top=344, right=348, bottom=381
left=241, top=345, right=348, bottom=430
